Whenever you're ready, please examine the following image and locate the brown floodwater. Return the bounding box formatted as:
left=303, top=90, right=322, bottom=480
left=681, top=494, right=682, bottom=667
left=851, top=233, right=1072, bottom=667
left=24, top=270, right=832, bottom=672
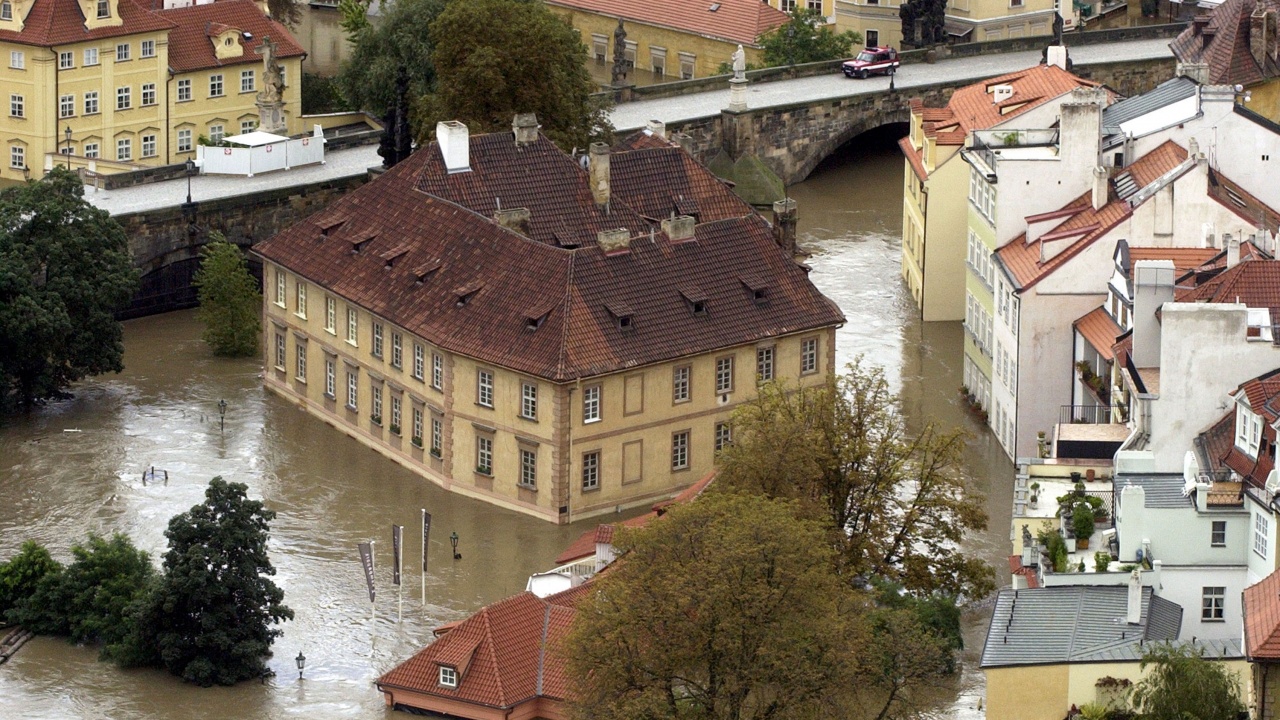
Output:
left=0, top=130, right=1011, bottom=719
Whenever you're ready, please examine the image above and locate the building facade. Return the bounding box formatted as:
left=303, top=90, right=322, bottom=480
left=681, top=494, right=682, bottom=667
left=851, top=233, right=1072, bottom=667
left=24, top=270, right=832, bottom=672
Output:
left=944, top=0, right=1059, bottom=43
left=254, top=119, right=843, bottom=523
left=0, top=0, right=304, bottom=181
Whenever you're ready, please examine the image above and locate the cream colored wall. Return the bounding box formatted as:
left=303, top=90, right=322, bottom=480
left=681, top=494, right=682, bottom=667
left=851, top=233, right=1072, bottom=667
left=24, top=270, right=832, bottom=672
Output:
left=169, top=55, right=304, bottom=163
left=834, top=0, right=903, bottom=49
left=1067, top=659, right=1250, bottom=712
left=263, top=264, right=839, bottom=524
left=946, top=0, right=1055, bottom=41
left=985, top=664, right=1070, bottom=720
left=919, top=155, right=968, bottom=321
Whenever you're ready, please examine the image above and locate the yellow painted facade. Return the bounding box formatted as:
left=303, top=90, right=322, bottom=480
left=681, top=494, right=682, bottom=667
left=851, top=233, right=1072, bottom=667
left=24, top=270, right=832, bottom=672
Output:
left=1248, top=79, right=1280, bottom=126
left=549, top=5, right=764, bottom=80
left=946, top=0, right=1057, bottom=42
left=262, top=263, right=837, bottom=524
left=0, top=0, right=302, bottom=181
left=901, top=107, right=967, bottom=321
left=834, top=0, right=904, bottom=49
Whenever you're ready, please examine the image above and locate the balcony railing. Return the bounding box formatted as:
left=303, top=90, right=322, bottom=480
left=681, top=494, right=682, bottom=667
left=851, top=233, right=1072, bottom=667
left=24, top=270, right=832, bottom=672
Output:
left=1060, top=404, right=1113, bottom=424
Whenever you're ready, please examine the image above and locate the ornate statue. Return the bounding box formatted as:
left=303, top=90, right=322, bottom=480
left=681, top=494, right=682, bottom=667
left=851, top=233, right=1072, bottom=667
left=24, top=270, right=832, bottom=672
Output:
left=1052, top=12, right=1064, bottom=45
left=610, top=19, right=628, bottom=86
left=731, top=45, right=746, bottom=80
left=256, top=36, right=284, bottom=106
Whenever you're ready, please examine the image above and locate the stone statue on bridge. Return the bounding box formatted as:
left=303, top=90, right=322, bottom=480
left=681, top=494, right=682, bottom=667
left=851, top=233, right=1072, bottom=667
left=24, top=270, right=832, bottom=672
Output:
left=255, top=36, right=287, bottom=134
left=731, top=45, right=746, bottom=81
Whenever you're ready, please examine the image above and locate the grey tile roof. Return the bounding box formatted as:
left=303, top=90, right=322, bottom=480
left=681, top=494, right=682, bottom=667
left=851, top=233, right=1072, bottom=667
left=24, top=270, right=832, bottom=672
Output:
left=1102, top=77, right=1199, bottom=143
left=980, top=586, right=1183, bottom=668
left=1117, top=474, right=1193, bottom=509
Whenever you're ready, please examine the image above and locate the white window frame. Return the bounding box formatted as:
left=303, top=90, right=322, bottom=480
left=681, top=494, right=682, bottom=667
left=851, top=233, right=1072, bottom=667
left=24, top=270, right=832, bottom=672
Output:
left=1201, top=586, right=1226, bottom=621
left=141, top=83, right=156, bottom=106
left=275, top=270, right=286, bottom=306
left=209, top=74, right=224, bottom=97
left=296, top=344, right=307, bottom=380
left=439, top=666, right=457, bottom=688
left=372, top=323, right=383, bottom=358
left=756, top=346, right=774, bottom=382
left=521, top=382, right=537, bottom=420
left=59, top=94, right=74, bottom=118
left=477, top=370, right=494, bottom=408
left=715, top=356, right=734, bottom=394
left=582, top=451, right=600, bottom=490
left=391, top=332, right=402, bottom=368
left=1211, top=520, right=1226, bottom=547
left=715, top=422, right=732, bottom=453
left=413, top=343, right=424, bottom=380
left=411, top=407, right=423, bottom=444
left=390, top=395, right=402, bottom=432
left=1256, top=512, right=1270, bottom=559
left=9, top=93, right=22, bottom=118
left=672, top=431, right=689, bottom=470
left=84, top=48, right=99, bottom=67
left=116, top=137, right=131, bottom=161
left=240, top=69, right=255, bottom=93
left=84, top=91, right=98, bottom=115
left=583, top=385, right=601, bottom=423
left=519, top=448, right=537, bottom=489
left=116, top=86, right=130, bottom=110
left=346, top=370, right=358, bottom=410
left=476, top=435, right=493, bottom=473
left=346, top=306, right=358, bottom=345
left=295, top=282, right=307, bottom=318
left=9, top=50, right=23, bottom=69
left=325, top=297, right=336, bottom=333
left=371, top=383, right=382, bottom=422
left=801, top=338, right=818, bottom=374
left=115, top=43, right=130, bottom=62
left=177, top=78, right=191, bottom=102
left=274, top=332, right=286, bottom=369
left=9, top=144, right=23, bottom=170
left=432, top=353, right=443, bottom=390
left=141, top=39, right=155, bottom=58
left=673, top=366, right=690, bottom=403
left=430, top=415, right=442, bottom=453
left=324, top=358, right=335, bottom=398
left=83, top=142, right=98, bottom=158
left=58, top=51, right=73, bottom=69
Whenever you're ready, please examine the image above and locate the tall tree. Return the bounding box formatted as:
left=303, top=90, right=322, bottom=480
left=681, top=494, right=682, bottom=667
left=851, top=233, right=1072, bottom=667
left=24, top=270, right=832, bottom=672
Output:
left=193, top=234, right=261, bottom=358
left=0, top=540, right=61, bottom=621
left=715, top=360, right=994, bottom=600
left=336, top=0, right=446, bottom=120
left=563, top=493, right=863, bottom=720
left=417, top=0, right=612, bottom=150
left=760, top=9, right=861, bottom=67
left=899, top=0, right=946, bottom=47
left=0, top=168, right=138, bottom=413
left=120, top=478, right=293, bottom=686
left=1130, top=643, right=1246, bottom=720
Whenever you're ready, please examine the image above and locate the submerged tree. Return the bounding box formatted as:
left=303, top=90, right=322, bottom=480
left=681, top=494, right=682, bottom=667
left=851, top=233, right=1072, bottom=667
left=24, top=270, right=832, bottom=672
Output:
left=0, top=167, right=138, bottom=413
left=193, top=234, right=261, bottom=358
left=0, top=540, right=61, bottom=621
left=336, top=0, right=446, bottom=121
left=1131, top=643, right=1245, bottom=720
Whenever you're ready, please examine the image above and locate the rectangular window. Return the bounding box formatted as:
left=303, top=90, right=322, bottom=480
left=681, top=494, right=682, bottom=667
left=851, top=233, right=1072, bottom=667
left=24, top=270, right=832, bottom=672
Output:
left=9, top=145, right=22, bottom=170
left=177, top=79, right=191, bottom=102
left=412, top=407, right=423, bottom=444
left=582, top=451, right=600, bottom=490
left=1256, top=513, right=1269, bottom=559
left=59, top=94, right=74, bottom=118
left=346, top=371, right=358, bottom=410
left=520, top=448, right=537, bottom=489
left=412, top=344, right=424, bottom=380
left=583, top=385, right=601, bottom=422
left=715, top=422, right=732, bottom=453
left=325, top=297, right=336, bottom=333
left=324, top=359, right=335, bottom=397
left=439, top=666, right=456, bottom=688
left=9, top=94, right=22, bottom=118
left=1212, top=520, right=1226, bottom=547
left=209, top=74, right=224, bottom=97
left=521, top=382, right=537, bottom=420
left=296, top=344, right=307, bottom=380
left=372, top=323, right=383, bottom=358
left=0, top=1, right=9, bottom=19
left=476, top=435, right=493, bottom=473
left=141, top=134, right=156, bottom=158
left=801, top=338, right=818, bottom=374
left=116, top=86, right=130, bottom=110
left=371, top=384, right=382, bottom=422
left=96, top=0, right=108, bottom=18
left=679, top=52, right=695, bottom=80
left=431, top=354, right=443, bottom=390
left=274, top=333, right=285, bottom=369
left=430, top=416, right=442, bottom=453
left=477, top=370, right=493, bottom=407
left=83, top=143, right=98, bottom=159
left=295, top=282, right=306, bottom=317
left=1201, top=586, right=1225, bottom=621
left=346, top=306, right=358, bottom=345
left=141, top=39, right=155, bottom=58
left=59, top=51, right=73, bottom=69
left=756, top=346, right=774, bottom=382
left=116, top=43, right=130, bottom=62
left=391, top=332, right=402, bottom=368
left=390, top=395, right=401, bottom=432
left=672, top=431, right=689, bottom=470
left=84, top=91, right=98, bottom=115
left=141, top=83, right=156, bottom=106
left=174, top=128, right=191, bottom=153
left=274, top=271, right=286, bottom=306
left=84, top=48, right=99, bottom=66
left=673, top=366, right=690, bottom=402
left=866, top=29, right=879, bottom=45
left=116, top=138, right=131, bottom=161
left=241, top=119, right=256, bottom=134
left=240, top=69, right=255, bottom=93
left=715, top=357, right=733, bottom=394
left=9, top=50, right=22, bottom=69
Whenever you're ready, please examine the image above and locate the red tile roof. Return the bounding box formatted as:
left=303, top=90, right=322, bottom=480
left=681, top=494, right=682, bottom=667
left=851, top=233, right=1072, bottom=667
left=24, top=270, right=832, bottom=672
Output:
left=1009, top=555, right=1040, bottom=589
left=899, top=137, right=928, bottom=182
left=254, top=131, right=843, bottom=382
left=545, top=0, right=788, bottom=47
left=1207, top=168, right=1280, bottom=237
left=377, top=584, right=591, bottom=709
left=1127, top=247, right=1220, bottom=278
left=1175, top=259, right=1280, bottom=314
left=1171, top=0, right=1280, bottom=87
left=1245, top=566, right=1280, bottom=660
left=0, top=0, right=175, bottom=46
left=1074, top=306, right=1122, bottom=359
left=150, top=0, right=305, bottom=73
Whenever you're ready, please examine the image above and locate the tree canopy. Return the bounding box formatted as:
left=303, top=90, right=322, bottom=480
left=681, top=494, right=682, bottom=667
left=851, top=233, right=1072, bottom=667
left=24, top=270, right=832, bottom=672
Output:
left=760, top=9, right=861, bottom=67
left=120, top=478, right=293, bottom=686
left=416, top=0, right=612, bottom=150
left=1131, top=643, right=1246, bottom=720
left=0, top=168, right=139, bottom=413
left=0, top=540, right=60, bottom=621
left=715, top=360, right=994, bottom=600
left=336, top=0, right=447, bottom=122
left=193, top=234, right=261, bottom=358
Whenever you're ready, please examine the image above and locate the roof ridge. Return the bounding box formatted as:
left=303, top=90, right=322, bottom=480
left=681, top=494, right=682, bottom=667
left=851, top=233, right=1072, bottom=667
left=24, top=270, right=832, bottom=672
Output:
left=535, top=603, right=551, bottom=697
left=556, top=252, right=575, bottom=381
left=479, top=604, right=507, bottom=705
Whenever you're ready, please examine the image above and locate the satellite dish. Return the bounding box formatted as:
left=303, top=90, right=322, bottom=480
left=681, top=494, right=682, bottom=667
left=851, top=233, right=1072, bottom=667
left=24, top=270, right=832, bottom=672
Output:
left=579, top=154, right=590, bottom=170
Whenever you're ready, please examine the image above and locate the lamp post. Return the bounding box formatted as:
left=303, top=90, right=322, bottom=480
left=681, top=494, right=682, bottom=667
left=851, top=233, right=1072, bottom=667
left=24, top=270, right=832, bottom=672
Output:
left=295, top=651, right=306, bottom=680
left=218, top=399, right=227, bottom=432
left=450, top=532, right=460, bottom=560
left=185, top=157, right=196, bottom=205
left=64, top=126, right=72, bottom=170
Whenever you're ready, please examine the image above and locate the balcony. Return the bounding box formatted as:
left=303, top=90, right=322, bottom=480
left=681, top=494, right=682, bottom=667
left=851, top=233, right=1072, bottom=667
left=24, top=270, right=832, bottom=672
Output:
left=1054, top=405, right=1128, bottom=461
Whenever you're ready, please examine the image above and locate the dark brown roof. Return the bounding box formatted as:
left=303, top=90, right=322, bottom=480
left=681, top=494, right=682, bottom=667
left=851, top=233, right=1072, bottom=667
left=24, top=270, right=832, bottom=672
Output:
left=151, top=0, right=305, bottom=73
left=1208, top=168, right=1280, bottom=237
left=1246, top=566, right=1280, bottom=660
left=1074, top=306, right=1122, bottom=359
left=254, top=131, right=843, bottom=382
left=610, top=146, right=751, bottom=223
left=1171, top=0, right=1280, bottom=87
left=0, top=0, right=176, bottom=46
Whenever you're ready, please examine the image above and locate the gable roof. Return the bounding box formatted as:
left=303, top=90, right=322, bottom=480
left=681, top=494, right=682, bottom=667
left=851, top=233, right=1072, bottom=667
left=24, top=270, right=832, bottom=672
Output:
left=1207, top=168, right=1280, bottom=237
left=1246, top=566, right=1280, bottom=660
left=1101, top=76, right=1199, bottom=144
left=1074, top=306, right=1123, bottom=359
left=0, top=0, right=176, bottom=47
left=544, top=0, right=788, bottom=47
left=151, top=0, right=305, bottom=73
left=1127, top=247, right=1221, bottom=277
left=1171, top=0, right=1280, bottom=87
left=1175, top=259, right=1280, bottom=315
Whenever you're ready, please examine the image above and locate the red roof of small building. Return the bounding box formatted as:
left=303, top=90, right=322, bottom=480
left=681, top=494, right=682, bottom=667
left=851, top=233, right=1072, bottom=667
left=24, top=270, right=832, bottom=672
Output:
left=1176, top=259, right=1280, bottom=314
left=1074, top=306, right=1122, bottom=359
left=1245, top=566, right=1280, bottom=660
left=150, top=0, right=305, bottom=73
left=545, top=0, right=788, bottom=47
left=1009, top=555, right=1040, bottom=589
left=1127, top=247, right=1220, bottom=278
left=1171, top=0, right=1280, bottom=87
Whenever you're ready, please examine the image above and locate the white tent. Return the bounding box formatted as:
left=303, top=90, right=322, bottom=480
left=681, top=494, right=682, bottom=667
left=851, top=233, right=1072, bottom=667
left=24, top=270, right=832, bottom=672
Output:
left=222, top=131, right=290, bottom=147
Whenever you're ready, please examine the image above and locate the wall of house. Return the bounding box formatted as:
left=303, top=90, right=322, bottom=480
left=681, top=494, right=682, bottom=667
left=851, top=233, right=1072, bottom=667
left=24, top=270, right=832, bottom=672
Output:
left=919, top=155, right=969, bottom=321
left=1249, top=77, right=1280, bottom=126
left=901, top=159, right=926, bottom=308
left=1248, top=494, right=1278, bottom=586
left=833, top=0, right=903, bottom=50
left=1158, top=565, right=1248, bottom=641
left=984, top=663, right=1070, bottom=720
left=946, top=0, right=1056, bottom=42
left=1066, top=659, right=1249, bottom=712
left=1255, top=661, right=1280, bottom=720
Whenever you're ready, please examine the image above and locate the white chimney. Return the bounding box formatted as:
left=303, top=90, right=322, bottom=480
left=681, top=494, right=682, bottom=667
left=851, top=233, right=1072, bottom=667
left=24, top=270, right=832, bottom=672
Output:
left=992, top=84, right=1014, bottom=104
left=1132, top=260, right=1175, bottom=369
left=589, top=142, right=610, bottom=209
left=1092, top=166, right=1109, bottom=210
left=1047, top=45, right=1069, bottom=71
left=646, top=119, right=666, bottom=138
left=1227, top=232, right=1241, bottom=268
left=436, top=121, right=471, bottom=173
left=1118, top=483, right=1146, bottom=561
left=1126, top=568, right=1143, bottom=624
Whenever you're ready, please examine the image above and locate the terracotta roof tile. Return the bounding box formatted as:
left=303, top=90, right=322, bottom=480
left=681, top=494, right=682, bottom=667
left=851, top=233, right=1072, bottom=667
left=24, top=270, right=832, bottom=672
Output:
left=1009, top=555, right=1040, bottom=589
left=1074, top=306, right=1122, bottom=359
left=1197, top=410, right=1237, bottom=476
left=1172, top=0, right=1280, bottom=87
left=1245, top=566, right=1280, bottom=660
left=1127, top=247, right=1220, bottom=278
left=1176, top=259, right=1280, bottom=315
left=151, top=0, right=307, bottom=73
left=899, top=137, right=927, bottom=182
left=610, top=146, right=751, bottom=223
left=0, top=0, right=176, bottom=46
left=545, top=0, right=788, bottom=46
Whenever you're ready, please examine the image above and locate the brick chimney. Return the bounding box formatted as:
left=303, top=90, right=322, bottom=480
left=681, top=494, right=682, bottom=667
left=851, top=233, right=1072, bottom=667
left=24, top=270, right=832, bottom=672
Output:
left=589, top=142, right=610, bottom=209
left=1091, top=166, right=1109, bottom=210
left=1251, top=6, right=1277, bottom=71
left=661, top=215, right=695, bottom=241
left=512, top=113, right=539, bottom=146
left=772, top=198, right=797, bottom=253
left=596, top=228, right=630, bottom=253
left=494, top=207, right=532, bottom=237
left=436, top=120, right=470, bottom=173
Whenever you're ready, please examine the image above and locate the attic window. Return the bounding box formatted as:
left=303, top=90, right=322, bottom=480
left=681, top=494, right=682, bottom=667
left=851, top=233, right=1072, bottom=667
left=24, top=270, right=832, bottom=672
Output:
left=1225, top=188, right=1247, bottom=208
left=96, top=0, right=109, bottom=19
left=739, top=274, right=768, bottom=304
left=317, top=216, right=347, bottom=238
left=526, top=304, right=554, bottom=331
left=349, top=230, right=377, bottom=254
left=708, top=2, right=720, bottom=10
left=606, top=301, right=635, bottom=331
left=680, top=286, right=708, bottom=316
left=413, top=260, right=440, bottom=285
left=380, top=245, right=409, bottom=269
left=455, top=283, right=483, bottom=307
left=439, top=666, right=457, bottom=688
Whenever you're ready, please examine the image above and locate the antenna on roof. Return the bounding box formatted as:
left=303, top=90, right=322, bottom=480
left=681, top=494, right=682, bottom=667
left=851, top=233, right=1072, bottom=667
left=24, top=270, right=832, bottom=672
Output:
left=496, top=196, right=501, bottom=211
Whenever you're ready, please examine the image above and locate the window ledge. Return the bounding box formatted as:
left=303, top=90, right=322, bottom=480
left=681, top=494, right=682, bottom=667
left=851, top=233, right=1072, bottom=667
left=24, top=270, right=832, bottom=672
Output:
left=672, top=466, right=691, bottom=473
left=345, top=404, right=357, bottom=412
left=323, top=392, right=336, bottom=400
left=518, top=483, right=537, bottom=492
left=584, top=418, right=601, bottom=425
left=519, top=414, right=538, bottom=423
left=476, top=402, right=493, bottom=410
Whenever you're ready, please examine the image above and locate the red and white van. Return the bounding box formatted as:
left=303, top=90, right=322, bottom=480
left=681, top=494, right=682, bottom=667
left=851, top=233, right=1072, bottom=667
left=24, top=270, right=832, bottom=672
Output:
left=842, top=46, right=899, bottom=79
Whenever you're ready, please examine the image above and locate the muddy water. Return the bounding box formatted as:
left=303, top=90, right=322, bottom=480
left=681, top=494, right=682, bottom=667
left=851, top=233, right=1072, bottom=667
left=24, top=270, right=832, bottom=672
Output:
left=0, top=130, right=1012, bottom=719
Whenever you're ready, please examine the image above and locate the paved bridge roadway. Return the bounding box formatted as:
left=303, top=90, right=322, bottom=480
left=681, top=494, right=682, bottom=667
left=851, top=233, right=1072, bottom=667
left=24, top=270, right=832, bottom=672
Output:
left=610, top=38, right=1177, bottom=132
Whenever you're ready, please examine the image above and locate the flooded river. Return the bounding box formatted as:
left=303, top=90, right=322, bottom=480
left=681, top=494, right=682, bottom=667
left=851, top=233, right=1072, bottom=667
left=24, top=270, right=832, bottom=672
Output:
left=0, top=129, right=1012, bottom=719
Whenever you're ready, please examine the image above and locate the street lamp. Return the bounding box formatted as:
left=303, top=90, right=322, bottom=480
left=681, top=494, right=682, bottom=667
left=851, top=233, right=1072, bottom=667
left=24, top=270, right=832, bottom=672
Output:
left=218, top=399, right=227, bottom=432
left=63, top=126, right=72, bottom=170
left=450, top=531, right=460, bottom=560
left=185, top=157, right=196, bottom=205
left=295, top=651, right=306, bottom=680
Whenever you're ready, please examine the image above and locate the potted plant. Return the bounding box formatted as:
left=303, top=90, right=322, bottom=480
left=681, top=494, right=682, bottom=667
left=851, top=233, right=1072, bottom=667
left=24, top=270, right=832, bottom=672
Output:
left=476, top=464, right=492, bottom=475
left=389, top=423, right=401, bottom=435
left=1094, top=551, right=1111, bottom=573
left=411, top=435, right=424, bottom=448
left=371, top=414, right=382, bottom=426
left=1073, top=504, right=1095, bottom=550
left=1029, top=482, right=1040, bottom=509
left=430, top=446, right=442, bottom=459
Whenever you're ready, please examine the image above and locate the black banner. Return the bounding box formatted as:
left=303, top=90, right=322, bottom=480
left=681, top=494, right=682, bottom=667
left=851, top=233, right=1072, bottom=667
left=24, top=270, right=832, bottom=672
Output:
left=422, top=511, right=432, bottom=573
left=392, top=524, right=403, bottom=586
left=358, top=542, right=375, bottom=603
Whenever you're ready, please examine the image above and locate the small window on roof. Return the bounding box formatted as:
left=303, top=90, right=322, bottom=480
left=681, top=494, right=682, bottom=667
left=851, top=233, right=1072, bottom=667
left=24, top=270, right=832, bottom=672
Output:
left=439, top=665, right=457, bottom=688
left=606, top=301, right=634, bottom=331
left=680, top=286, right=708, bottom=316
left=692, top=300, right=707, bottom=316
left=456, top=285, right=482, bottom=307
left=526, top=308, right=552, bottom=331
left=709, top=2, right=720, bottom=10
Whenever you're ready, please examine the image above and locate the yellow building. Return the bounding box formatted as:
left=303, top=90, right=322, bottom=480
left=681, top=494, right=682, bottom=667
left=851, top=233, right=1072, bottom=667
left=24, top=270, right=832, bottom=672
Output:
left=253, top=118, right=844, bottom=523
left=944, top=0, right=1058, bottom=43
left=833, top=0, right=903, bottom=50
left=546, top=0, right=789, bottom=82
left=0, top=0, right=304, bottom=181
left=1172, top=0, right=1280, bottom=124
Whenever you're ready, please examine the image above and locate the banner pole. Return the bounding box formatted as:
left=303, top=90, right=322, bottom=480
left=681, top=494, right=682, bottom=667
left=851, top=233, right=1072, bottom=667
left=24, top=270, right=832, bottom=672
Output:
left=398, top=527, right=404, bottom=621
left=421, top=509, right=427, bottom=606
left=370, top=539, right=376, bottom=625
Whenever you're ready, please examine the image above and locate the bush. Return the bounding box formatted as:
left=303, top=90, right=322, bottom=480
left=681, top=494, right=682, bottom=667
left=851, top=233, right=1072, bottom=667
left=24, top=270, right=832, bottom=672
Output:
left=1094, top=551, right=1112, bottom=573
left=193, top=235, right=261, bottom=358
left=1073, top=504, right=1096, bottom=542
left=0, top=541, right=61, bottom=622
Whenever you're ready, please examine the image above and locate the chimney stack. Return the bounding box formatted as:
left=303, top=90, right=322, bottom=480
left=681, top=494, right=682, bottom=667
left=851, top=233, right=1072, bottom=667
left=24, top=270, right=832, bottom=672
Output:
left=494, top=207, right=532, bottom=237
left=1126, top=568, right=1143, bottom=625
left=1092, top=166, right=1109, bottom=210
left=1132, top=260, right=1175, bottom=369
left=646, top=119, right=666, bottom=138
left=1227, top=232, right=1241, bottom=268
left=672, top=132, right=696, bottom=155
left=772, top=198, right=798, bottom=254
left=661, top=215, right=696, bottom=241
left=596, top=228, right=630, bottom=253
left=589, top=142, right=610, bottom=209
left=1177, top=61, right=1210, bottom=84
left=436, top=120, right=471, bottom=173
left=1250, top=7, right=1275, bottom=71
left=512, top=113, right=539, bottom=146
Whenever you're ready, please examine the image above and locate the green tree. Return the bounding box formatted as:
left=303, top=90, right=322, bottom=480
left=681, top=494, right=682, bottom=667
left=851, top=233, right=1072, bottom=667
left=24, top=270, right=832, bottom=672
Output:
left=417, top=0, right=612, bottom=150
left=267, top=0, right=300, bottom=26
left=336, top=0, right=446, bottom=119
left=301, top=73, right=350, bottom=114
left=8, top=534, right=154, bottom=654
left=1131, top=643, right=1245, bottom=720
left=0, top=540, right=61, bottom=621
left=563, top=493, right=863, bottom=720
left=760, top=9, right=861, bottom=67
left=121, top=478, right=293, bottom=686
left=715, top=360, right=994, bottom=600
left=193, top=234, right=261, bottom=358
left=0, top=167, right=139, bottom=413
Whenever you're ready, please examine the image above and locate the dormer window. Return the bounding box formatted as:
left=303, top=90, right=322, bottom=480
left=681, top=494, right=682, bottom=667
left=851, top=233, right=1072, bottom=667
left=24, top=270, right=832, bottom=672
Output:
left=413, top=260, right=441, bottom=285
left=680, top=286, right=708, bottom=316
left=438, top=665, right=457, bottom=688
left=606, top=301, right=634, bottom=331
left=739, top=274, right=769, bottom=305
left=96, top=0, right=109, bottom=18
left=1, top=2, right=12, bottom=21
left=1237, top=401, right=1263, bottom=458
left=349, top=230, right=376, bottom=254
left=692, top=300, right=707, bottom=315
left=455, top=283, right=482, bottom=307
